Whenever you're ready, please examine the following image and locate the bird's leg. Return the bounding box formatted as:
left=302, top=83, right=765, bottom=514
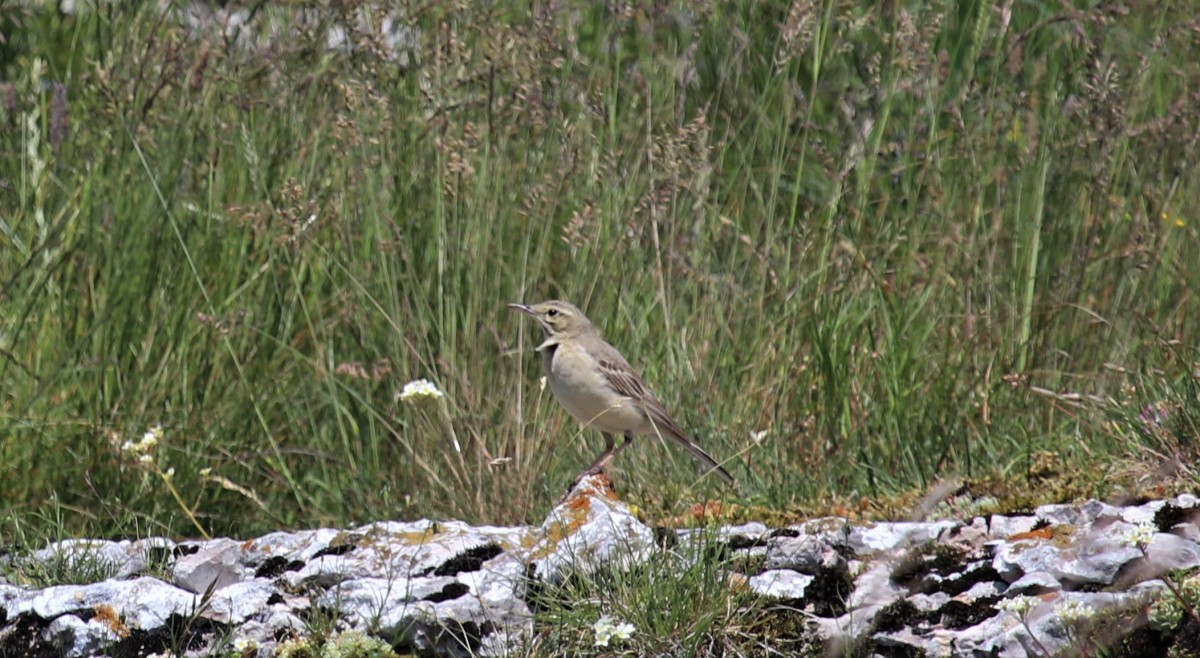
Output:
left=563, top=432, right=633, bottom=499
left=581, top=432, right=617, bottom=476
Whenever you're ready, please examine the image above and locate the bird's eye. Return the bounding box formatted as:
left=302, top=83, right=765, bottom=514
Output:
left=546, top=309, right=559, bottom=317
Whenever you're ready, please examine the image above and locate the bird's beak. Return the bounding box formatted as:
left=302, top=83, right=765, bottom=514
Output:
left=507, top=303, right=535, bottom=316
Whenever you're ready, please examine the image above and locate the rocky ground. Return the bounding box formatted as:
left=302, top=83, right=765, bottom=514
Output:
left=2, top=477, right=1199, bottom=657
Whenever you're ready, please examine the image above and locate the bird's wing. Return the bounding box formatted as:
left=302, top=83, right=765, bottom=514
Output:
left=595, top=356, right=651, bottom=402
left=592, top=339, right=736, bottom=486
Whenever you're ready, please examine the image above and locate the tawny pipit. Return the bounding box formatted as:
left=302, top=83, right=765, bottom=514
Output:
left=508, top=300, right=736, bottom=486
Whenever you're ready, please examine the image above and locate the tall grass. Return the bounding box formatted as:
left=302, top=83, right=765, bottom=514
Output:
left=0, top=0, right=1196, bottom=540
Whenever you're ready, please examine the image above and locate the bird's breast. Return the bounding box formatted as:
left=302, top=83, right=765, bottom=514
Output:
left=545, top=342, right=644, bottom=433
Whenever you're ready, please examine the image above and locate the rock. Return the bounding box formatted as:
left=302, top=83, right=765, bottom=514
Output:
left=282, top=519, right=527, bottom=590
left=1054, top=527, right=1143, bottom=587
left=993, top=540, right=1061, bottom=582
left=764, top=535, right=845, bottom=573
left=1007, top=571, right=1061, bottom=595
left=1121, top=500, right=1166, bottom=525
left=814, top=603, right=887, bottom=647
left=204, top=579, right=280, bottom=624
left=15, top=577, right=199, bottom=630
left=42, top=614, right=119, bottom=656
left=1035, top=500, right=1120, bottom=526
left=846, top=521, right=960, bottom=556
left=987, top=515, right=1040, bottom=539
left=1145, top=532, right=1200, bottom=571
left=847, top=563, right=904, bottom=609
left=747, top=569, right=814, bottom=599
left=522, top=475, right=655, bottom=583
left=3, top=492, right=1197, bottom=657
left=953, top=580, right=1006, bottom=604
left=174, top=538, right=251, bottom=593
left=1175, top=493, right=1200, bottom=508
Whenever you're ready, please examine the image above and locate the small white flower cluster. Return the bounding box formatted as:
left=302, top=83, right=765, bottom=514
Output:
left=398, top=378, right=444, bottom=403
left=1118, top=521, right=1157, bottom=549
left=1057, top=599, right=1095, bottom=624
left=121, top=425, right=163, bottom=465
left=997, top=594, right=1039, bottom=617
left=592, top=615, right=635, bottom=647
left=231, top=636, right=257, bottom=652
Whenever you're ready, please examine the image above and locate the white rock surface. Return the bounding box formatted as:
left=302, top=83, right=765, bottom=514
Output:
left=3, top=491, right=1198, bottom=657
left=747, top=569, right=814, bottom=599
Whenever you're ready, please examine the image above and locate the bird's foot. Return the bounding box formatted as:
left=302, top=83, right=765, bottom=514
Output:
left=558, top=468, right=611, bottom=504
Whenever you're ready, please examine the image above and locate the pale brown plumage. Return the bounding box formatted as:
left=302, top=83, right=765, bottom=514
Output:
left=508, top=300, right=736, bottom=486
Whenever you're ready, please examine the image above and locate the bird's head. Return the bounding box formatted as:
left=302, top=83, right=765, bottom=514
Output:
left=507, top=300, right=592, bottom=341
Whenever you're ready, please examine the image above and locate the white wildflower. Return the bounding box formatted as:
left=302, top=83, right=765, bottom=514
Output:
left=138, top=454, right=155, bottom=465
left=593, top=615, right=636, bottom=647
left=1057, top=599, right=1095, bottom=623
left=398, top=378, right=444, bottom=403
left=997, top=595, right=1039, bottom=617
left=121, top=425, right=163, bottom=454
left=199, top=467, right=212, bottom=477
left=750, top=429, right=769, bottom=443
left=1118, top=521, right=1156, bottom=549
left=231, top=636, right=257, bottom=651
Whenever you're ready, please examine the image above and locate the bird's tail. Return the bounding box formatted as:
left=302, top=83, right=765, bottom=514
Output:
left=677, top=437, right=737, bottom=486
left=646, top=404, right=737, bottom=486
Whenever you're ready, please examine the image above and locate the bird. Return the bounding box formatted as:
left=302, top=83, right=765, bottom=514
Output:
left=507, top=299, right=736, bottom=487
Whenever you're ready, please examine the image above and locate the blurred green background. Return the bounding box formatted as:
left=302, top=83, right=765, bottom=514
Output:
left=1, top=0, right=1196, bottom=541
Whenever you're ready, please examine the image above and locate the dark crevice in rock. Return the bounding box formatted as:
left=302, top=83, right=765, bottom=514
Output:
left=934, top=564, right=1001, bottom=597
left=769, top=528, right=800, bottom=539
left=430, top=543, right=502, bottom=577
left=255, top=555, right=305, bottom=579
left=266, top=592, right=285, bottom=606
left=396, top=619, right=493, bottom=657
left=726, top=534, right=768, bottom=551
left=871, top=640, right=926, bottom=658
left=0, top=613, right=57, bottom=658
left=423, top=582, right=470, bottom=603
left=804, top=565, right=853, bottom=617
left=312, top=543, right=356, bottom=559
left=652, top=526, right=677, bottom=550
left=939, top=596, right=1001, bottom=630
left=873, top=600, right=920, bottom=634
left=146, top=546, right=175, bottom=572
left=1110, top=625, right=1173, bottom=658
left=111, top=614, right=226, bottom=658
left=891, top=544, right=999, bottom=598
left=891, top=545, right=963, bottom=588
left=873, top=595, right=1002, bottom=635
left=172, top=544, right=200, bottom=558
left=1155, top=503, right=1199, bottom=532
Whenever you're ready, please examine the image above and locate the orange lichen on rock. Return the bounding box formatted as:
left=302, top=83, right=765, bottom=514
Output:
left=1009, top=527, right=1055, bottom=541
left=91, top=604, right=130, bottom=638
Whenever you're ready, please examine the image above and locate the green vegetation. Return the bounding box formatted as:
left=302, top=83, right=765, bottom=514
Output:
left=0, top=0, right=1197, bottom=544
left=528, top=530, right=778, bottom=656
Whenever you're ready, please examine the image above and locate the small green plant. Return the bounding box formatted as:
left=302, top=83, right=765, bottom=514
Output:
left=274, top=630, right=397, bottom=658
left=1149, top=572, right=1200, bottom=633
left=527, top=528, right=764, bottom=656
left=5, top=540, right=121, bottom=589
